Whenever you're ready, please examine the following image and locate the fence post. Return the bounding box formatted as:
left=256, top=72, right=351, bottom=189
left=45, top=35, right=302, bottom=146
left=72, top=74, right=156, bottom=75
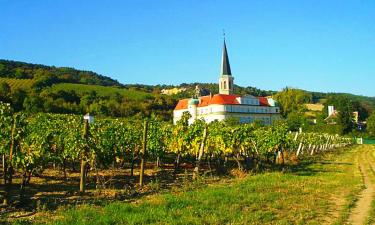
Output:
left=139, top=120, right=148, bottom=187
left=80, top=119, right=89, bottom=194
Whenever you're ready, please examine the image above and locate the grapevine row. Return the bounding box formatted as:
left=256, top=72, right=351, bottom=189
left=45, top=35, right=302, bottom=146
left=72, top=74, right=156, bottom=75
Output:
left=0, top=105, right=354, bottom=204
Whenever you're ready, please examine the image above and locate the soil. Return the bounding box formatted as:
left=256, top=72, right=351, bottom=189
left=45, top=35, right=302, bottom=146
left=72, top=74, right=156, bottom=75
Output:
left=0, top=162, right=224, bottom=222
left=347, top=146, right=375, bottom=225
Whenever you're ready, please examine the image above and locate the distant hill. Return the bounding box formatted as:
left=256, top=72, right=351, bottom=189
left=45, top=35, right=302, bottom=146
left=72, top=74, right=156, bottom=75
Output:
left=0, top=60, right=177, bottom=119
left=311, top=91, right=375, bottom=109
left=0, top=59, right=374, bottom=120
left=160, top=83, right=276, bottom=99
left=162, top=84, right=375, bottom=110
left=0, top=59, right=121, bottom=87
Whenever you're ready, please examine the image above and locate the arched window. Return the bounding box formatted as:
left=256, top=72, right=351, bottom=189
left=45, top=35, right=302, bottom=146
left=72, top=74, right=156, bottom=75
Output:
left=224, top=81, right=227, bottom=89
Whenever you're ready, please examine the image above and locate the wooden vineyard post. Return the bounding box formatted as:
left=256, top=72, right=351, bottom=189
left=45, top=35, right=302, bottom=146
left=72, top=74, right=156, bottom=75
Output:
left=4, top=117, right=17, bottom=206
left=80, top=119, right=89, bottom=194
left=79, top=160, right=87, bottom=193
left=296, top=142, right=303, bottom=157
left=2, top=154, right=5, bottom=181
left=139, top=120, right=148, bottom=187
left=193, top=125, right=208, bottom=180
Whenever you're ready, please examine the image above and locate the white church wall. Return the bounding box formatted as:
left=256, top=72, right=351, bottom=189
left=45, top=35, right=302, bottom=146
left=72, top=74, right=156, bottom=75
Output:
left=211, top=105, right=225, bottom=113
left=174, top=104, right=281, bottom=125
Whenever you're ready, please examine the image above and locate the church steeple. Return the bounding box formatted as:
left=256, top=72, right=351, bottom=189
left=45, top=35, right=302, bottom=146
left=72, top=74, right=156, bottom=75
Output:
left=219, top=38, right=234, bottom=95
left=221, top=40, right=232, bottom=76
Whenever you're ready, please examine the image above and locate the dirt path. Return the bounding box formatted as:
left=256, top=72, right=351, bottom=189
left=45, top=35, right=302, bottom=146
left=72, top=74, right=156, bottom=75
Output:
left=347, top=146, right=375, bottom=225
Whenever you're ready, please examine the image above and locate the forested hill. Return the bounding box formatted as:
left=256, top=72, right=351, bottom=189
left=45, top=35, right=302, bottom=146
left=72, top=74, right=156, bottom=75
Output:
left=0, top=59, right=374, bottom=122
left=310, top=91, right=375, bottom=109
left=0, top=59, right=121, bottom=87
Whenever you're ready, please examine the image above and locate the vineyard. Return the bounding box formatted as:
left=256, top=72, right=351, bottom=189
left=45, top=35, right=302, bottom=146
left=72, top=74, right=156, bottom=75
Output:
left=48, top=83, right=152, bottom=100
left=0, top=101, right=355, bottom=211
left=0, top=78, right=34, bottom=89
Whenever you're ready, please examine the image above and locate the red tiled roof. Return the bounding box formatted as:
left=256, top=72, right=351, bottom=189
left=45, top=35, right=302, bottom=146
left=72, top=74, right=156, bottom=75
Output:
left=258, top=97, right=270, bottom=106
left=174, top=94, right=272, bottom=110
left=175, top=99, right=189, bottom=110
left=210, top=94, right=240, bottom=105
left=197, top=95, right=211, bottom=107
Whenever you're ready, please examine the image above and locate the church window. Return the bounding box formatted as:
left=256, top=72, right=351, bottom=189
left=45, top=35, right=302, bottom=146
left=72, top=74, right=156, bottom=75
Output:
left=224, top=81, right=227, bottom=89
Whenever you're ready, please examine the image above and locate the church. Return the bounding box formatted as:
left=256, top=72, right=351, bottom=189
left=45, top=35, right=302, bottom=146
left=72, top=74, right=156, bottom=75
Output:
left=173, top=40, right=281, bottom=125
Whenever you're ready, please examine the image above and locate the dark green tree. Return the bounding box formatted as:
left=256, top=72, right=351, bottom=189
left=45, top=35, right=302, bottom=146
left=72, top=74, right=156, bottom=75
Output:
left=10, top=88, right=27, bottom=111
left=23, top=95, right=44, bottom=113
left=325, top=96, right=354, bottom=134
left=286, top=111, right=308, bottom=132
left=0, top=82, right=11, bottom=102
left=367, top=112, right=375, bottom=137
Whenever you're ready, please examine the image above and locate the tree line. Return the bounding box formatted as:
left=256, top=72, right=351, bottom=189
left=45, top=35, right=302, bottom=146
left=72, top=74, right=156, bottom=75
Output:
left=274, top=88, right=374, bottom=136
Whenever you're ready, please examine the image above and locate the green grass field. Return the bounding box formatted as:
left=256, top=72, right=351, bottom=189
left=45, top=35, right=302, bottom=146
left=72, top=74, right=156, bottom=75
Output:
left=0, top=77, right=34, bottom=89
left=48, top=83, right=152, bottom=100
left=0, top=78, right=153, bottom=101
left=21, top=145, right=369, bottom=225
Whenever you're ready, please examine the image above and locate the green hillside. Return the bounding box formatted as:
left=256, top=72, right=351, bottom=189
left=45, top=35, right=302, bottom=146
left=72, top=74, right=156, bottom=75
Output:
left=0, top=77, right=151, bottom=101
left=311, top=91, right=375, bottom=109
left=0, top=77, right=176, bottom=120
left=48, top=83, right=152, bottom=101
left=0, top=59, right=121, bottom=86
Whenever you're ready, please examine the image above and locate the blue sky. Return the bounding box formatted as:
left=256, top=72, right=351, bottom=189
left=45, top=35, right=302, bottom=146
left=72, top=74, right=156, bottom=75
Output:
left=1, top=1, right=375, bottom=96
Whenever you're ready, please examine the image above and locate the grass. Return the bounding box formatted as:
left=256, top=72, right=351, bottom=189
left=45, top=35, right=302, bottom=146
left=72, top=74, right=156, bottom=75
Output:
left=364, top=147, right=375, bottom=225
left=0, top=77, right=34, bottom=89
left=18, top=145, right=365, bottom=225
left=365, top=199, right=375, bottom=225
left=48, top=83, right=152, bottom=100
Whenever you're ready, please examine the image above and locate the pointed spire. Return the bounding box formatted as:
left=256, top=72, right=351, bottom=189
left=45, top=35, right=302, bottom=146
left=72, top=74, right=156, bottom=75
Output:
left=221, top=39, right=232, bottom=76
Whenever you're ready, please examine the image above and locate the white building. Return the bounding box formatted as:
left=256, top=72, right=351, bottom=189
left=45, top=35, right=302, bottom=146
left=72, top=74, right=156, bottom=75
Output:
left=173, top=40, right=281, bottom=125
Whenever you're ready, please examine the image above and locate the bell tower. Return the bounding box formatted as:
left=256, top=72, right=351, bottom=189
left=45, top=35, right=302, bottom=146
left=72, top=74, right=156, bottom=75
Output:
left=219, top=39, right=234, bottom=95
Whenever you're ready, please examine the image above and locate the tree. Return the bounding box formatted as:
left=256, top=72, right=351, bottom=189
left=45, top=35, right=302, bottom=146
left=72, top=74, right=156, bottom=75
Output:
left=10, top=88, right=27, bottom=111
left=23, top=94, right=44, bottom=113
left=80, top=91, right=98, bottom=112
left=337, top=104, right=354, bottom=135
left=14, top=68, right=27, bottom=79
left=367, top=112, right=375, bottom=137
left=325, top=96, right=354, bottom=134
left=286, top=111, right=307, bottom=132
left=0, top=63, right=6, bottom=76
left=32, top=69, right=58, bottom=90
left=0, top=82, right=11, bottom=102
left=273, top=88, right=312, bottom=117
left=352, top=101, right=371, bottom=121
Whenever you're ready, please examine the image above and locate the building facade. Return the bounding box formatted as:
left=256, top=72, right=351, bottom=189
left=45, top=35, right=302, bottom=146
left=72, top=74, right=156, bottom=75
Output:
left=173, top=40, right=281, bottom=125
